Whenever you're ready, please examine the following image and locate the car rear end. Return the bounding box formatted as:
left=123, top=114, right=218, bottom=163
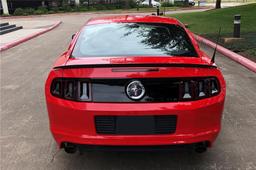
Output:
left=45, top=16, right=226, bottom=153
left=46, top=65, right=224, bottom=140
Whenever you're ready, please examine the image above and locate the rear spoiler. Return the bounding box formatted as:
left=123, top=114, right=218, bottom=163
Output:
left=54, top=63, right=217, bottom=69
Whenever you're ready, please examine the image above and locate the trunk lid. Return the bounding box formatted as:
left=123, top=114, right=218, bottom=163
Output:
left=59, top=56, right=212, bottom=68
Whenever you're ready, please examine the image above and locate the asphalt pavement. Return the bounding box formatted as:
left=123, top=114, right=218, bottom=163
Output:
left=1, top=13, right=256, bottom=170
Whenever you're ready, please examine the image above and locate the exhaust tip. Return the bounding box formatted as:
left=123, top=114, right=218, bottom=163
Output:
left=62, top=142, right=77, bottom=154
left=195, top=142, right=208, bottom=153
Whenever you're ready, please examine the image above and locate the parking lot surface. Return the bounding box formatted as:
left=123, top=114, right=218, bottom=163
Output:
left=1, top=13, right=256, bottom=170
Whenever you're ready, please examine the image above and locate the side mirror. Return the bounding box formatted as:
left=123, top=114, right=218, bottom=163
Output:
left=72, top=33, right=76, bottom=40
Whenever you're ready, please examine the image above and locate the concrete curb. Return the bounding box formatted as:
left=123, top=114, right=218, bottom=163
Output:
left=0, top=21, right=62, bottom=52
left=194, top=34, right=256, bottom=73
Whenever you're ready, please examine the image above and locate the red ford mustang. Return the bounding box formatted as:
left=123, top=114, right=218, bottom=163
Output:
left=45, top=15, right=226, bottom=153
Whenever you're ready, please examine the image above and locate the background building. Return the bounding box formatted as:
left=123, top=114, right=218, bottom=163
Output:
left=1, top=0, right=81, bottom=14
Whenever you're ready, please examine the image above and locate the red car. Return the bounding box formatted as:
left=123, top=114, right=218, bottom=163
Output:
left=45, top=15, right=226, bottom=154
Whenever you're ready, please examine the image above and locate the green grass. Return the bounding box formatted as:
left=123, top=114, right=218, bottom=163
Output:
left=204, top=0, right=256, bottom=2
left=168, top=4, right=256, bottom=59
left=169, top=3, right=256, bottom=34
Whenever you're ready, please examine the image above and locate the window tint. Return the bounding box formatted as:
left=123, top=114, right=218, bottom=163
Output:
left=72, top=23, right=198, bottom=57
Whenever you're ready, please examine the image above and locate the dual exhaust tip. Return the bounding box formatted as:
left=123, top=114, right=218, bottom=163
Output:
left=63, top=142, right=77, bottom=154
left=62, top=142, right=209, bottom=154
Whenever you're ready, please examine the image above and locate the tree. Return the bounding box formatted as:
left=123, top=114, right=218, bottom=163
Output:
left=215, top=0, right=221, bottom=9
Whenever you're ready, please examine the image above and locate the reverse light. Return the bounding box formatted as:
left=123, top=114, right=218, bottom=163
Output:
left=183, top=81, right=192, bottom=99
left=78, top=81, right=89, bottom=100
left=210, top=79, right=219, bottom=95
left=198, top=81, right=206, bottom=97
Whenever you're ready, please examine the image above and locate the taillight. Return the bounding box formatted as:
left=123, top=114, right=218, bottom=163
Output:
left=50, top=78, right=91, bottom=101
left=179, top=77, right=220, bottom=101
left=50, top=77, right=220, bottom=102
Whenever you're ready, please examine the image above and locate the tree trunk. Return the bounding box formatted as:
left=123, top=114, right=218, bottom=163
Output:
left=184, top=0, right=189, bottom=6
left=149, top=0, right=152, bottom=7
left=1, top=0, right=9, bottom=15
left=75, top=0, right=80, bottom=6
left=87, top=0, right=90, bottom=8
left=215, top=0, right=221, bottom=9
left=125, top=0, right=129, bottom=9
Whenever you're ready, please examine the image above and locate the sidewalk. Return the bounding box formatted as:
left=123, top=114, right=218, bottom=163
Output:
left=0, top=20, right=61, bottom=51
left=203, top=2, right=255, bottom=8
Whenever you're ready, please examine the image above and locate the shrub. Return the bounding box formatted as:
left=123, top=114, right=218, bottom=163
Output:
left=48, top=10, right=55, bottom=14
left=51, top=7, right=59, bottom=12
left=138, top=4, right=151, bottom=8
left=24, top=8, right=35, bottom=15
left=119, top=0, right=137, bottom=9
left=94, top=4, right=107, bottom=10
left=77, top=6, right=88, bottom=11
left=128, top=0, right=137, bottom=8
left=88, top=7, right=96, bottom=11
left=161, top=2, right=174, bottom=7
left=174, top=1, right=188, bottom=6
left=106, top=4, right=117, bottom=10
left=13, top=8, right=25, bottom=16
left=1, top=14, right=10, bottom=17
left=60, top=5, right=72, bottom=12
left=37, top=6, right=48, bottom=13
left=34, top=9, right=45, bottom=15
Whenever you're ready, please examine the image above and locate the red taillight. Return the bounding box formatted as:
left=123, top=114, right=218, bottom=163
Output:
left=51, top=78, right=91, bottom=101
left=179, top=77, right=220, bottom=101
left=50, top=77, right=220, bottom=102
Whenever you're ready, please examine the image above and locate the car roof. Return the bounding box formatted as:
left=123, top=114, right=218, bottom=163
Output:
left=86, top=15, right=183, bottom=26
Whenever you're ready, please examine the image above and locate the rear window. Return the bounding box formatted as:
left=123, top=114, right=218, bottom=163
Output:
left=72, top=23, right=198, bottom=58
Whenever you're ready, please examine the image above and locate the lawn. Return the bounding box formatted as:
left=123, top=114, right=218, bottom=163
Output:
left=168, top=3, right=256, bottom=60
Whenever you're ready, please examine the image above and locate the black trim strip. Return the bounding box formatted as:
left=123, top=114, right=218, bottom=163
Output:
left=54, top=63, right=216, bottom=69
left=112, top=68, right=159, bottom=72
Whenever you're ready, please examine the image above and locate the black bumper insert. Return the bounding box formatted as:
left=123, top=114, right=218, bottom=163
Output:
left=95, top=115, right=177, bottom=135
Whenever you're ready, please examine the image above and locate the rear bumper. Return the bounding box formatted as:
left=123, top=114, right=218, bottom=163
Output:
left=52, top=127, right=219, bottom=146
left=47, top=92, right=225, bottom=147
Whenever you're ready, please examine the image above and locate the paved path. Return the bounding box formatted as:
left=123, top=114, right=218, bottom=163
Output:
left=164, top=8, right=209, bottom=14
left=0, top=20, right=60, bottom=48
left=203, top=2, right=255, bottom=8
left=1, top=13, right=256, bottom=170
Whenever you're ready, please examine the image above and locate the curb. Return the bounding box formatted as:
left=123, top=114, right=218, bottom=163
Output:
left=0, top=21, right=62, bottom=52
left=194, top=34, right=256, bottom=73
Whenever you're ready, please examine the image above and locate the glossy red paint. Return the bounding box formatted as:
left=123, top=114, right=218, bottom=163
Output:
left=45, top=15, right=226, bottom=148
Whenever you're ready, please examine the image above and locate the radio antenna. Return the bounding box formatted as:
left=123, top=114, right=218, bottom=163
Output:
left=211, top=27, right=222, bottom=63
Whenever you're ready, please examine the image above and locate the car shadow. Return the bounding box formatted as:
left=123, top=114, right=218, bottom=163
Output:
left=47, top=147, right=211, bottom=170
